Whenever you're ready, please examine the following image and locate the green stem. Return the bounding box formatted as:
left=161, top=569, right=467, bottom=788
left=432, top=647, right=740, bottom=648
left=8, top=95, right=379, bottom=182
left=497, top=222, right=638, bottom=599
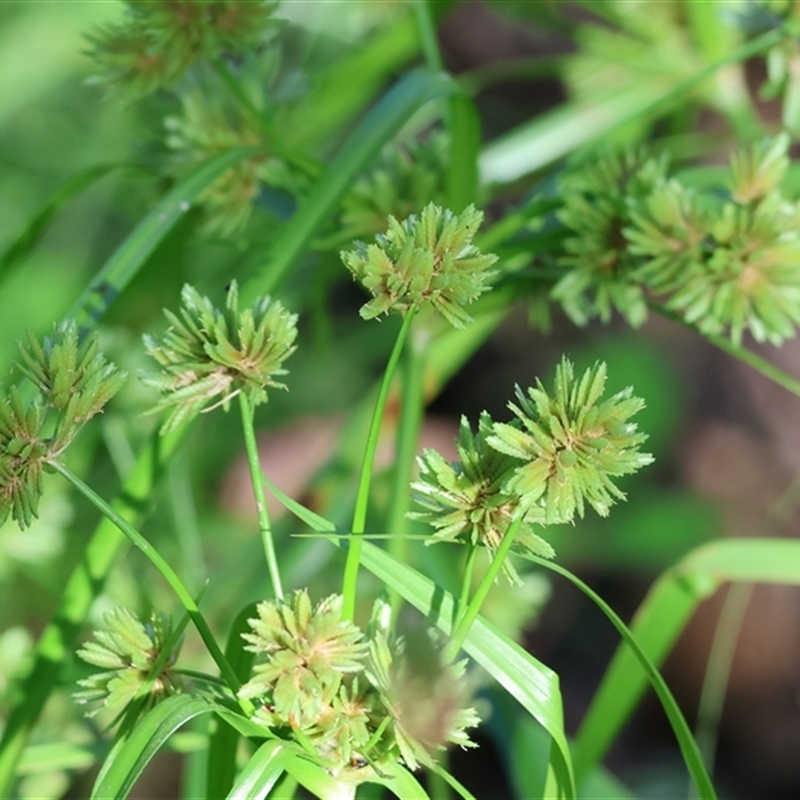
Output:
left=445, top=517, right=523, bottom=662
left=457, top=544, right=478, bottom=625
left=413, top=0, right=444, bottom=73
left=238, top=392, right=283, bottom=600
left=690, top=582, right=753, bottom=798
left=342, top=309, right=417, bottom=622
left=50, top=461, right=248, bottom=709
left=387, top=326, right=428, bottom=622
left=651, top=302, right=800, bottom=399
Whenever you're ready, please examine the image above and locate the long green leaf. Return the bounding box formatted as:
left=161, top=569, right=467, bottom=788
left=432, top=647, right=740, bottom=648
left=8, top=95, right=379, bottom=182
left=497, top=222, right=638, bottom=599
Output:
left=362, top=759, right=431, bottom=800
left=574, top=538, right=800, bottom=783
left=446, top=93, right=481, bottom=212
left=522, top=556, right=716, bottom=800
left=241, top=69, right=458, bottom=300
left=479, top=27, right=782, bottom=184
left=226, top=740, right=293, bottom=800
left=68, top=146, right=258, bottom=330
left=92, top=695, right=217, bottom=800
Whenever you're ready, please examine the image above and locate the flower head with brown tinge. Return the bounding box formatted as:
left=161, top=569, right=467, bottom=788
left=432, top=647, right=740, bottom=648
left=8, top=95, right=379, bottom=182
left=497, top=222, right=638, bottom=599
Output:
left=488, top=358, right=653, bottom=525
left=410, top=412, right=555, bottom=582
left=141, top=281, right=297, bottom=433
left=341, top=203, right=497, bottom=328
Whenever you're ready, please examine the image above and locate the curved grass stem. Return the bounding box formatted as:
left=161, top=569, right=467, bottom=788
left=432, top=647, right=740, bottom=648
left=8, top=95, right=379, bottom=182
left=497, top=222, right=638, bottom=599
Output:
left=342, top=309, right=417, bottom=622
left=50, top=461, right=249, bottom=711
left=238, top=392, right=283, bottom=600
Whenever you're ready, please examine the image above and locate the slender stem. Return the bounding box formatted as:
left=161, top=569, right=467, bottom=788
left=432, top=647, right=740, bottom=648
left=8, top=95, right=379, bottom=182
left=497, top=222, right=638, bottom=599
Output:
left=457, top=544, right=478, bottom=626
left=690, top=582, right=753, bottom=798
left=387, top=326, right=427, bottom=622
left=413, top=0, right=443, bottom=73
left=650, top=302, right=800, bottom=399
left=342, top=309, right=417, bottom=622
left=445, top=517, right=523, bottom=662
left=50, top=461, right=249, bottom=710
left=239, top=392, right=283, bottom=600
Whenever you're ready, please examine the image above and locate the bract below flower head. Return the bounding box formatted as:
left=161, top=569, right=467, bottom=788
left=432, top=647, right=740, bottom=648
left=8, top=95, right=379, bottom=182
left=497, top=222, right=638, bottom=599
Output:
left=341, top=202, right=498, bottom=328
left=141, top=281, right=297, bottom=433
left=488, top=358, right=653, bottom=524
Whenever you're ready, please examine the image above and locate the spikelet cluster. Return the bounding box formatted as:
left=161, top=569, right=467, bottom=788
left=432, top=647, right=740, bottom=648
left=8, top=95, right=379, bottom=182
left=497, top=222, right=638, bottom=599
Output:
left=237, top=591, right=479, bottom=777
left=411, top=358, right=652, bottom=574
left=74, top=608, right=182, bottom=717
left=341, top=203, right=497, bottom=328
left=141, top=281, right=297, bottom=433
left=1, top=321, right=126, bottom=529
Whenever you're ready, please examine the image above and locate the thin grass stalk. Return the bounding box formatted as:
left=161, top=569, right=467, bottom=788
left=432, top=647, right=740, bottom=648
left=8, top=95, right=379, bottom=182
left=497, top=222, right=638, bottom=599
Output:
left=50, top=461, right=248, bottom=709
left=690, top=582, right=753, bottom=798
left=445, top=517, right=523, bottom=662
left=413, top=0, right=443, bottom=73
left=342, top=309, right=417, bottom=622
left=239, top=392, right=283, bottom=600
left=524, top=554, right=717, bottom=800
left=386, top=328, right=427, bottom=621
left=0, top=425, right=186, bottom=796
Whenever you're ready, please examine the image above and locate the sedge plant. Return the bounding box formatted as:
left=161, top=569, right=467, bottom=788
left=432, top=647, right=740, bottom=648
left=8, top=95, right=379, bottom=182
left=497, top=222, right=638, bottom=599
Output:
left=5, top=2, right=800, bottom=799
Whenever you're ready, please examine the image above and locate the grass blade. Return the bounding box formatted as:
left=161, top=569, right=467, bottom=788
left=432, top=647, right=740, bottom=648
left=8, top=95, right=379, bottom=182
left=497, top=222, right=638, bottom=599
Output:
left=226, top=740, right=292, bottom=800
left=91, top=695, right=217, bottom=800
left=574, top=538, right=800, bottom=784
left=68, top=146, right=258, bottom=331
left=207, top=603, right=259, bottom=799
left=522, top=556, right=716, bottom=800
left=241, top=69, right=458, bottom=299
left=363, top=760, right=431, bottom=800
left=479, top=27, right=782, bottom=184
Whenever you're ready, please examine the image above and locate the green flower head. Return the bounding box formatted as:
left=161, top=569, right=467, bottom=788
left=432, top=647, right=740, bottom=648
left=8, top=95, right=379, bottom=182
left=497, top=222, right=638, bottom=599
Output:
left=666, top=193, right=800, bottom=346
left=553, top=150, right=667, bottom=327
left=410, top=412, right=555, bottom=582
left=86, top=0, right=280, bottom=98
left=74, top=607, right=182, bottom=718
left=488, top=358, right=653, bottom=524
left=1, top=320, right=126, bottom=529
left=340, top=133, right=449, bottom=241
left=141, top=281, right=298, bottom=432
left=238, top=590, right=368, bottom=731
left=341, top=203, right=498, bottom=328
